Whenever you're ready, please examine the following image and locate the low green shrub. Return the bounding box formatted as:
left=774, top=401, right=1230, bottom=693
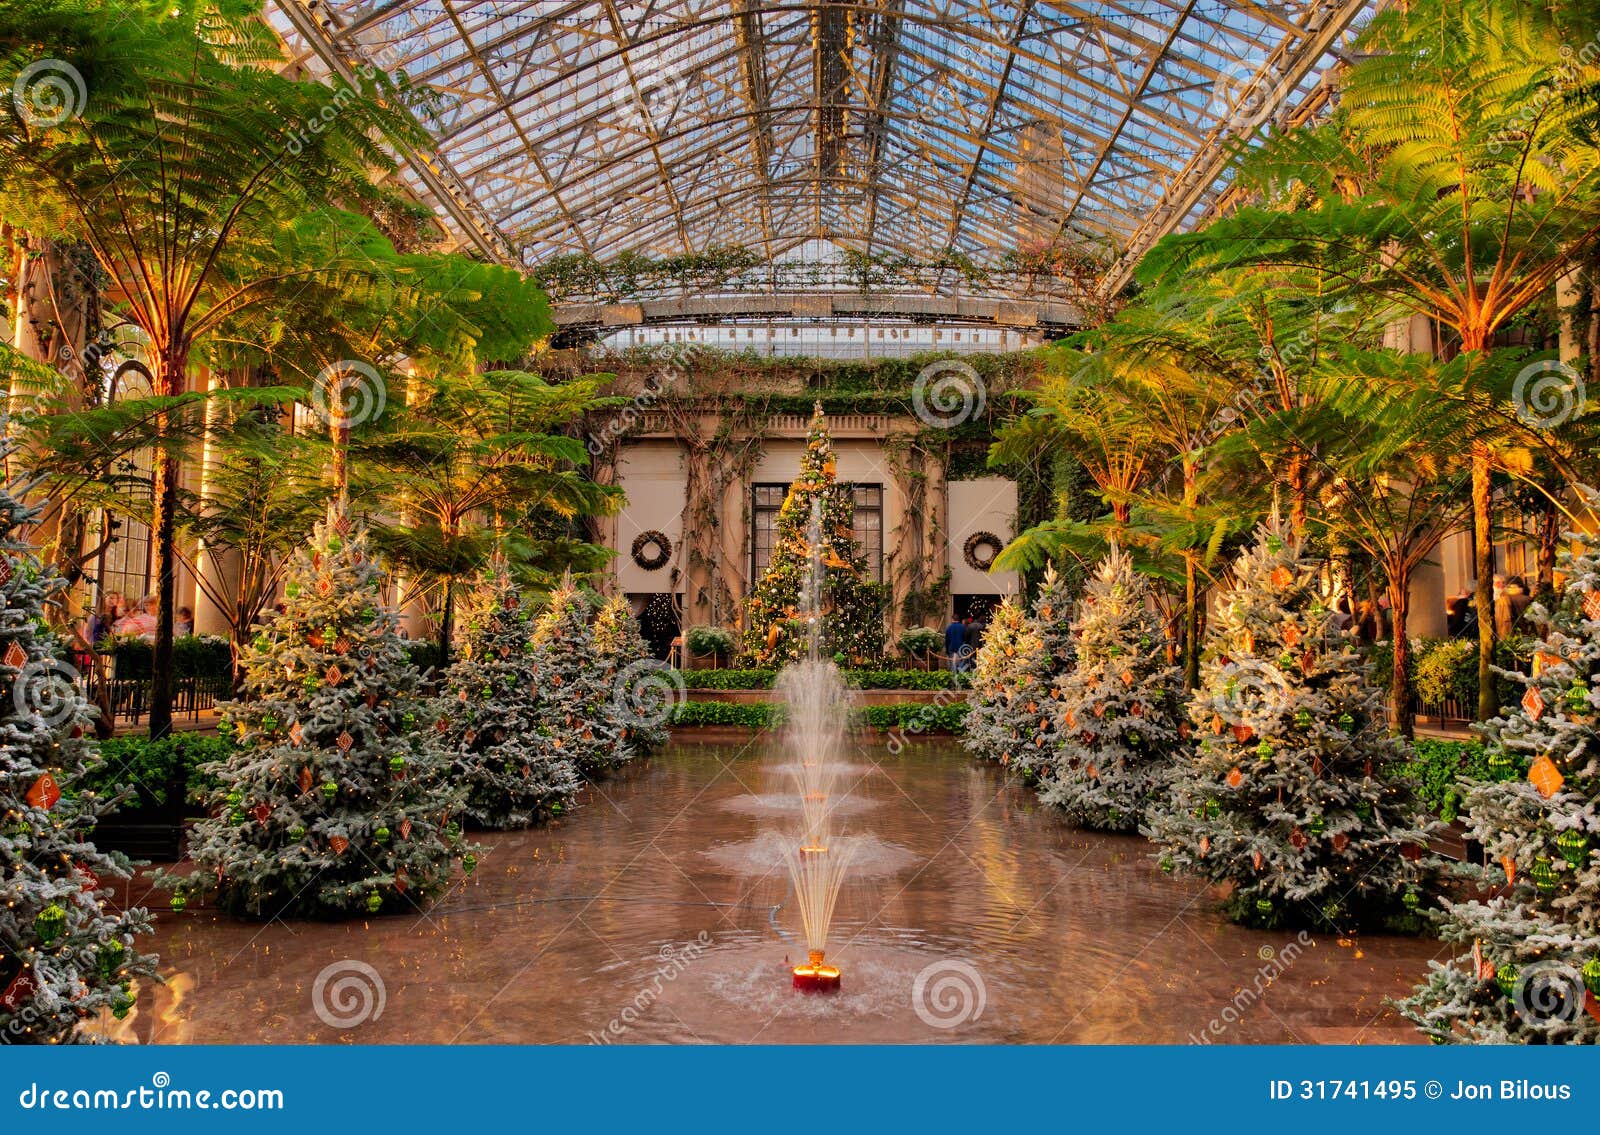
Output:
left=668, top=701, right=781, bottom=729
left=99, top=634, right=232, bottom=680
left=679, top=669, right=776, bottom=690
left=80, top=733, right=236, bottom=812
left=857, top=703, right=969, bottom=732
left=667, top=699, right=967, bottom=731
left=1390, top=738, right=1520, bottom=821
left=1365, top=635, right=1532, bottom=714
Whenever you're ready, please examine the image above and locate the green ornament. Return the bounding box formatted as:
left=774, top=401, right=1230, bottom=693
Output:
left=1159, top=855, right=1175, bottom=873
left=326, top=535, right=343, bottom=553
left=462, top=853, right=478, bottom=875
left=261, top=713, right=277, bottom=730
left=365, top=891, right=381, bottom=913
left=285, top=582, right=300, bottom=599
left=401, top=713, right=416, bottom=731
left=96, top=941, right=125, bottom=980
left=389, top=755, right=407, bottom=772
left=288, top=824, right=306, bottom=841
left=1337, top=713, right=1355, bottom=731
left=1583, top=958, right=1600, bottom=996
left=446, top=822, right=462, bottom=843
left=1254, top=897, right=1273, bottom=916
left=1355, top=801, right=1373, bottom=821
left=1402, top=889, right=1421, bottom=911
left=321, top=780, right=338, bottom=800
left=1556, top=829, right=1591, bottom=867
left=1265, top=535, right=1284, bottom=554
left=482, top=686, right=493, bottom=698
left=551, top=803, right=563, bottom=815
left=1278, top=652, right=1294, bottom=669
left=1488, top=749, right=1520, bottom=778
left=111, top=992, right=134, bottom=1020
left=373, top=826, right=390, bottom=844
left=1203, top=798, right=1221, bottom=819
left=1496, top=963, right=1521, bottom=998
left=1530, top=857, right=1559, bottom=893
left=1567, top=682, right=1589, bottom=712
left=229, top=809, right=247, bottom=825
left=169, top=894, right=187, bottom=913
left=34, top=903, right=66, bottom=945
left=1256, top=740, right=1274, bottom=762
left=225, top=791, right=242, bottom=807
left=1307, top=816, right=1326, bottom=836
left=1295, top=710, right=1313, bottom=729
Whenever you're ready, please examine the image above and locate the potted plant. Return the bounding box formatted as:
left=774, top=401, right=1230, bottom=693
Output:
left=683, top=625, right=735, bottom=670
left=897, top=626, right=943, bottom=671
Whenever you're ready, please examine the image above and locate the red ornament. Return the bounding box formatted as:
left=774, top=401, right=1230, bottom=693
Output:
left=1, top=968, right=37, bottom=1011
left=290, top=722, right=304, bottom=747
left=253, top=803, right=271, bottom=825
left=76, top=865, right=99, bottom=892
left=1522, top=686, right=1546, bottom=721
left=336, top=730, right=354, bottom=753
left=324, top=664, right=343, bottom=686
left=1289, top=829, right=1308, bottom=850
left=329, top=835, right=349, bottom=855
left=1282, top=623, right=1301, bottom=648
left=298, top=767, right=312, bottom=794
left=3, top=641, right=25, bottom=669
left=0, top=560, right=11, bottom=587
left=1331, top=832, right=1350, bottom=852
left=399, top=818, right=412, bottom=840
left=26, top=773, right=60, bottom=810
left=1584, top=590, right=1600, bottom=622
left=1226, top=767, right=1243, bottom=788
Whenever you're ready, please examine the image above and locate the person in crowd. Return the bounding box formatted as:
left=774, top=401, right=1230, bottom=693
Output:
left=174, top=605, right=194, bottom=637
left=1329, top=594, right=1353, bottom=633
left=86, top=590, right=124, bottom=646
left=1446, top=592, right=1477, bottom=639
left=1495, top=574, right=1533, bottom=639
left=114, top=595, right=158, bottom=641
left=944, top=614, right=966, bottom=674
left=1353, top=599, right=1386, bottom=646
left=963, top=609, right=987, bottom=672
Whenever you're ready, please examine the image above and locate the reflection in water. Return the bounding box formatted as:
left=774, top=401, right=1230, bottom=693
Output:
left=101, top=740, right=1439, bottom=1044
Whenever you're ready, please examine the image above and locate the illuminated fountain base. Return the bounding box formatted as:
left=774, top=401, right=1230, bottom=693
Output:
left=792, top=950, right=841, bottom=994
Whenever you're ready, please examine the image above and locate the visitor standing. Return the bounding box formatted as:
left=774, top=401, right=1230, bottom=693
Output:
left=175, top=605, right=194, bottom=637
left=944, top=614, right=966, bottom=673
left=1496, top=574, right=1532, bottom=638
left=962, top=611, right=985, bottom=672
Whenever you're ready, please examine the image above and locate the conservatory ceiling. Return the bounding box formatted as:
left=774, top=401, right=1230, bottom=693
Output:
left=269, top=1, right=1372, bottom=332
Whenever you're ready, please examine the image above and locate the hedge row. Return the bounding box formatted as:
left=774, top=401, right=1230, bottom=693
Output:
left=1389, top=738, right=1521, bottom=820
left=666, top=700, right=968, bottom=731
left=76, top=733, right=235, bottom=812
left=678, top=668, right=968, bottom=690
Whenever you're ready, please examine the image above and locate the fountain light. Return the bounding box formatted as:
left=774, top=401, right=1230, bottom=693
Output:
left=792, top=949, right=841, bottom=993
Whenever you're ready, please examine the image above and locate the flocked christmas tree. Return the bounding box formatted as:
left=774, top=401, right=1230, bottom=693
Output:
left=740, top=404, right=884, bottom=666
left=440, top=566, right=580, bottom=830
left=162, top=507, right=474, bottom=918
left=1399, top=490, right=1600, bottom=1043
left=1030, top=559, right=1080, bottom=678
left=962, top=594, right=1044, bottom=767
left=594, top=595, right=671, bottom=755
left=1145, top=517, right=1436, bottom=930
left=0, top=482, right=157, bottom=1042
left=531, top=573, right=634, bottom=778
left=1040, top=546, right=1186, bottom=832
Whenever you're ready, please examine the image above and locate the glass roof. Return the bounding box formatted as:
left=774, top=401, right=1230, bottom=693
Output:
left=269, top=1, right=1372, bottom=319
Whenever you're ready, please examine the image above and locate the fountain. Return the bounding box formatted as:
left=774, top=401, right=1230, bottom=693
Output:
left=780, top=498, right=854, bottom=994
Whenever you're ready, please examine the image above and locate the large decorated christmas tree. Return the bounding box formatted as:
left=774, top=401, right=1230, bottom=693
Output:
left=962, top=594, right=1044, bottom=767
left=531, top=574, right=634, bottom=778
left=1145, top=518, right=1435, bottom=930
left=593, top=595, right=671, bottom=755
left=0, top=485, right=157, bottom=1042
left=441, top=567, right=580, bottom=830
left=164, top=508, right=473, bottom=918
left=1041, top=546, right=1185, bottom=832
left=740, top=404, right=884, bottom=666
left=1399, top=493, right=1600, bottom=1043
